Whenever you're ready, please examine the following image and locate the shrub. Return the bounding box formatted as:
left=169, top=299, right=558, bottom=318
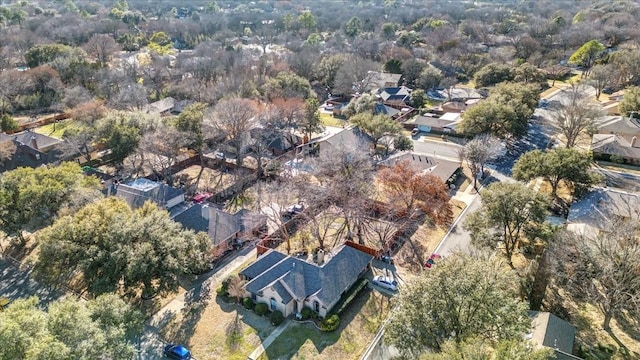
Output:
left=254, top=303, right=268, bottom=316
left=320, top=314, right=340, bottom=332
left=243, top=297, right=255, bottom=310
left=300, top=307, right=314, bottom=320
left=270, top=310, right=284, bottom=325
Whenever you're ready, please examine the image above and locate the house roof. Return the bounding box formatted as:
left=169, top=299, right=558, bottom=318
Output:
left=378, top=86, right=411, bottom=103
left=242, top=245, right=373, bottom=308
left=367, top=71, right=402, bottom=91
left=440, top=87, right=485, bottom=101
left=10, top=130, right=62, bottom=151
left=378, top=152, right=461, bottom=182
left=143, top=97, right=176, bottom=115
left=596, top=116, right=640, bottom=136
left=591, top=134, right=640, bottom=160
left=528, top=311, right=576, bottom=356
left=173, top=204, right=266, bottom=246
left=374, top=103, right=400, bottom=117
left=567, top=188, right=640, bottom=237
left=411, top=115, right=460, bottom=129
left=240, top=250, right=288, bottom=280
left=115, top=178, right=184, bottom=209
left=305, top=126, right=372, bottom=152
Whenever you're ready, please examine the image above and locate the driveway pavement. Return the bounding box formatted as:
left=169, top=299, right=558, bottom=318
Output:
left=412, top=137, right=462, bottom=161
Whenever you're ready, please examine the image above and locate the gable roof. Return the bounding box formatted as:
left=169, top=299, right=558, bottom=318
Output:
left=378, top=152, right=461, bottom=182
left=591, top=134, right=640, bottom=160
left=374, top=103, right=400, bottom=117
left=240, top=250, right=288, bottom=280
left=243, top=245, right=373, bottom=307
left=367, top=71, right=402, bottom=91
left=307, top=126, right=372, bottom=152
left=528, top=311, right=576, bottom=357
left=9, top=130, right=62, bottom=152
left=378, top=86, right=411, bottom=103
left=173, top=204, right=266, bottom=246
left=596, top=116, right=640, bottom=136
left=115, top=178, right=184, bottom=209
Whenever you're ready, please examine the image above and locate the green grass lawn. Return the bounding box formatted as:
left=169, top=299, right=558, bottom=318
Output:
left=320, top=113, right=346, bottom=128
left=33, top=120, right=77, bottom=139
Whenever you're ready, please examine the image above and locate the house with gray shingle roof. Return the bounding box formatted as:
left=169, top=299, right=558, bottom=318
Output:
left=241, top=245, right=373, bottom=318
left=115, top=178, right=185, bottom=209
left=172, top=203, right=267, bottom=255
left=528, top=311, right=579, bottom=360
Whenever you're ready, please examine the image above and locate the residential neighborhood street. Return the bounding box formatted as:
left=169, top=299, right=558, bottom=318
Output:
left=0, top=257, right=64, bottom=307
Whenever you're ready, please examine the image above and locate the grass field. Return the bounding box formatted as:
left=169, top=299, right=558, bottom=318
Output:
left=319, top=112, right=346, bottom=127
left=33, top=120, right=77, bottom=139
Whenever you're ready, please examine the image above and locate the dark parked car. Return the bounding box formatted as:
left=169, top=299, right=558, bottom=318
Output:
left=164, top=344, right=191, bottom=360
left=281, top=204, right=304, bottom=218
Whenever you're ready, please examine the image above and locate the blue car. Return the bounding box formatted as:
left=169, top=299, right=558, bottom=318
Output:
left=163, top=344, right=191, bottom=360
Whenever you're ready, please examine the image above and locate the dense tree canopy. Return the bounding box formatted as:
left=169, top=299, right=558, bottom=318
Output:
left=513, top=148, right=596, bottom=198
left=464, top=182, right=548, bottom=267
left=0, top=162, right=101, bottom=239
left=0, top=295, right=143, bottom=360
left=35, top=198, right=211, bottom=297
left=387, top=254, right=530, bottom=357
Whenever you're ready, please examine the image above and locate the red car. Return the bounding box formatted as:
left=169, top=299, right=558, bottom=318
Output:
left=424, top=253, right=442, bottom=269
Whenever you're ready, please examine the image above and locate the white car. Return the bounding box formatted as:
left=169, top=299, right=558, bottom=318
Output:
left=372, top=275, right=398, bottom=292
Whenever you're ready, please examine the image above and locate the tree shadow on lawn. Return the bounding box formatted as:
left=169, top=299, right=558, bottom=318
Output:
left=216, top=294, right=276, bottom=341
left=262, top=288, right=391, bottom=359
left=159, top=282, right=213, bottom=345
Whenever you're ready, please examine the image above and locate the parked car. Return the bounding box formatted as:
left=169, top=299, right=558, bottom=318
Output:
left=163, top=344, right=191, bottom=360
left=281, top=203, right=304, bottom=218
left=372, top=275, right=398, bottom=292
left=193, top=193, right=211, bottom=204
left=424, top=253, right=442, bottom=269
left=411, top=128, right=420, bottom=137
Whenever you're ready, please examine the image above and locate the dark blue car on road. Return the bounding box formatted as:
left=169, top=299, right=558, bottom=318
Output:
left=163, top=344, right=191, bottom=360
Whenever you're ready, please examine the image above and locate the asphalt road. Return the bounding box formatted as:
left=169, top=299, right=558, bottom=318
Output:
left=0, top=257, right=64, bottom=308
left=594, top=166, right=640, bottom=191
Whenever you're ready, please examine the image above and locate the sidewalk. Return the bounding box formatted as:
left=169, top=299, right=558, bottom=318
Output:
left=247, top=320, right=291, bottom=360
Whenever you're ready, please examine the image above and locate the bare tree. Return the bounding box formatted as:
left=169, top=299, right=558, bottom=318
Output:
left=333, top=56, right=380, bottom=95
left=460, top=134, right=502, bottom=190
left=207, top=98, right=257, bottom=168
left=0, top=141, right=16, bottom=169
left=549, top=83, right=603, bottom=148
left=84, top=34, right=120, bottom=67
left=589, top=64, right=616, bottom=100
left=135, top=124, right=193, bottom=186
left=552, top=221, right=640, bottom=330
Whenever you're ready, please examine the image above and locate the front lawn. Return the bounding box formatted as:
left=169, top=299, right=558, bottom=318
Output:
left=258, top=288, right=391, bottom=360
left=33, top=119, right=78, bottom=139
left=320, top=112, right=345, bottom=127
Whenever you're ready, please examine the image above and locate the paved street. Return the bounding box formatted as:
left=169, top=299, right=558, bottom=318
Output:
left=0, top=257, right=64, bottom=308
left=593, top=165, right=640, bottom=191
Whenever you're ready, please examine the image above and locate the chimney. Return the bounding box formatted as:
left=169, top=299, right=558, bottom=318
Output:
left=632, top=136, right=638, bottom=148
left=30, top=135, right=38, bottom=150
left=202, top=204, right=210, bottom=220
left=317, top=249, right=325, bottom=265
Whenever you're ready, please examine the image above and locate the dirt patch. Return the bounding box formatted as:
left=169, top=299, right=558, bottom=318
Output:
left=173, top=165, right=238, bottom=195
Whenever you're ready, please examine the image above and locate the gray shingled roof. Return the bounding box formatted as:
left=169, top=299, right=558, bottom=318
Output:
left=115, top=178, right=184, bottom=209
left=273, top=281, right=293, bottom=304
left=240, top=250, right=287, bottom=280
left=244, top=245, right=373, bottom=308
left=172, top=204, right=209, bottom=233
left=378, top=152, right=461, bottom=182
left=529, top=311, right=576, bottom=356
